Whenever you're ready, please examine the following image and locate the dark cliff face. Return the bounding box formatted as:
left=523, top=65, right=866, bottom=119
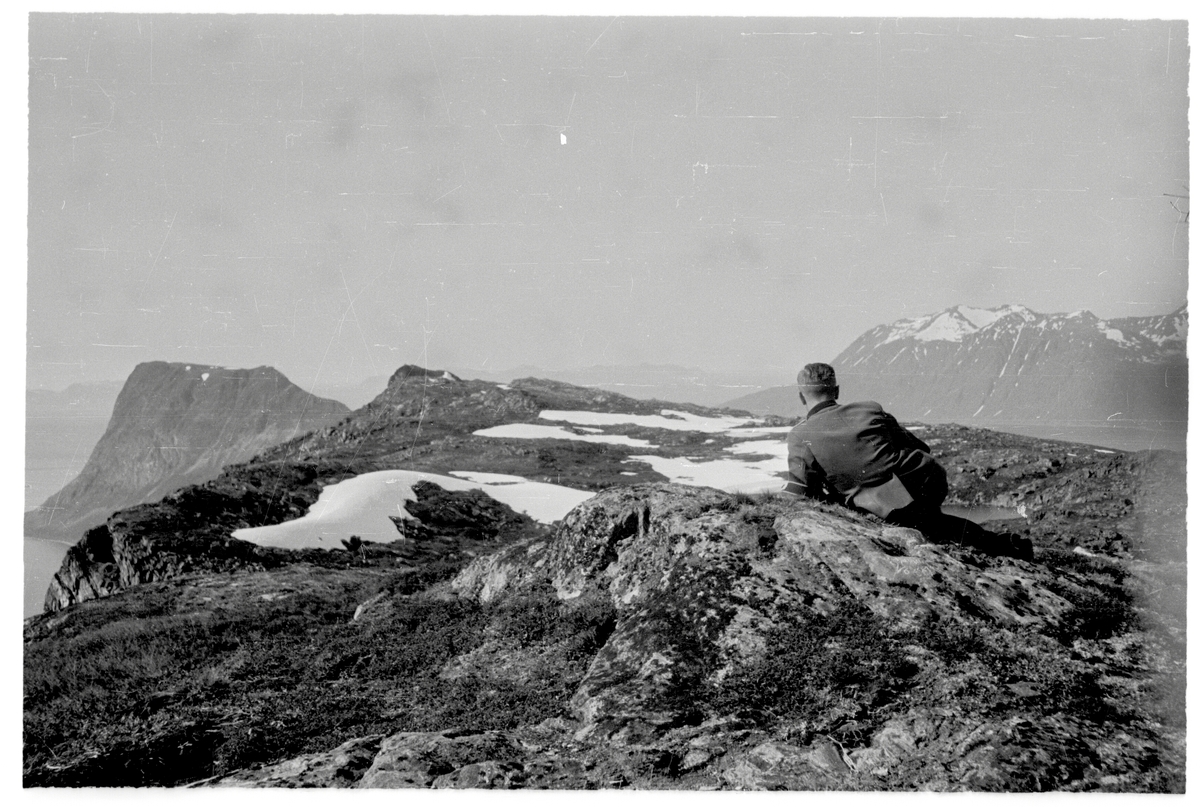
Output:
left=24, top=361, right=350, bottom=541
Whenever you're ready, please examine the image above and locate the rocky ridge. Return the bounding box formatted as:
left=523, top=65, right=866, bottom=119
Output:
left=24, top=367, right=1185, bottom=790
left=40, top=365, right=778, bottom=612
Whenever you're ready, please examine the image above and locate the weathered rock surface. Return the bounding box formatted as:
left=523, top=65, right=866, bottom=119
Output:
left=25, top=362, right=349, bottom=541
left=206, top=484, right=1181, bottom=791
left=210, top=734, right=386, bottom=788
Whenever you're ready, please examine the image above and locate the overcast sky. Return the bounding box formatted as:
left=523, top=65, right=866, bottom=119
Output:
left=25, top=12, right=1189, bottom=392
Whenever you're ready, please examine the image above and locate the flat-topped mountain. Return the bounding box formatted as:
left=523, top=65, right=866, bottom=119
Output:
left=725, top=305, right=1187, bottom=435
left=24, top=362, right=350, bottom=541
left=470, top=363, right=776, bottom=407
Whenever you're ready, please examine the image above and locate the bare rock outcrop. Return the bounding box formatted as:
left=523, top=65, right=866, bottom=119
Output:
left=212, top=484, right=1174, bottom=790
left=454, top=485, right=1071, bottom=743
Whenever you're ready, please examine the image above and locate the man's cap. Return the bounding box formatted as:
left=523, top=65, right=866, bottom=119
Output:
left=797, top=363, right=837, bottom=389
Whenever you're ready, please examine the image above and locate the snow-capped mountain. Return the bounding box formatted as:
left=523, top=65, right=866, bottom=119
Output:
left=725, top=304, right=1187, bottom=437
left=863, top=304, right=1186, bottom=364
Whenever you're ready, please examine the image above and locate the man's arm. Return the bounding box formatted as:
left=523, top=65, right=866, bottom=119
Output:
left=879, top=411, right=931, bottom=453
left=785, top=439, right=841, bottom=503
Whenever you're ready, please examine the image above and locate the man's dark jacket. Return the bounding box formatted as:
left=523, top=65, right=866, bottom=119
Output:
left=785, top=400, right=947, bottom=508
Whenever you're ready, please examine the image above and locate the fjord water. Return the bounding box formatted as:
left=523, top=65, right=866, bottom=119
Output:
left=985, top=420, right=1186, bottom=454
left=25, top=535, right=72, bottom=619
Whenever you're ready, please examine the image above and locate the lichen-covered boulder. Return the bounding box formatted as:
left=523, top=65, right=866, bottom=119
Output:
left=452, top=483, right=1075, bottom=743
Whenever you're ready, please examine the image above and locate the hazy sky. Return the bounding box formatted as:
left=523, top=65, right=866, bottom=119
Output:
left=25, top=12, right=1189, bottom=391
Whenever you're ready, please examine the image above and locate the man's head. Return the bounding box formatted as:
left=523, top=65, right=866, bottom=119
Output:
left=797, top=363, right=838, bottom=407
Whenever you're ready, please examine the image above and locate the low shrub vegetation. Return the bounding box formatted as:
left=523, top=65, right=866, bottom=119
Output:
left=24, top=566, right=614, bottom=787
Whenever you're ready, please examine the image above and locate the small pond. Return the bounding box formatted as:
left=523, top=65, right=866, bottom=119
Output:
left=942, top=504, right=1023, bottom=524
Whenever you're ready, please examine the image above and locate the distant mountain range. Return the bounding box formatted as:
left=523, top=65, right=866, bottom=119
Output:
left=725, top=304, right=1187, bottom=440
left=469, top=363, right=776, bottom=408
left=168, top=363, right=773, bottom=414
left=24, top=362, right=349, bottom=541
left=307, top=375, right=391, bottom=410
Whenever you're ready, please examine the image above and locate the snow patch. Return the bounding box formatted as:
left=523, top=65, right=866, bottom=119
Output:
left=447, top=471, right=594, bottom=522
left=233, top=470, right=593, bottom=550
left=234, top=471, right=466, bottom=549
left=957, top=305, right=1006, bottom=329
left=201, top=372, right=210, bottom=382
left=725, top=439, right=789, bottom=460
left=912, top=312, right=976, bottom=342
left=727, top=426, right=793, bottom=436
left=473, top=423, right=655, bottom=447
left=539, top=409, right=756, bottom=432
left=629, top=455, right=785, bottom=494
left=1102, top=327, right=1128, bottom=345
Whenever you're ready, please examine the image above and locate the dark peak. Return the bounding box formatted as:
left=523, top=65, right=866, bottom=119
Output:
left=387, top=365, right=462, bottom=386
left=131, top=360, right=224, bottom=376
left=509, top=376, right=705, bottom=416
left=117, top=365, right=321, bottom=403
left=509, top=375, right=624, bottom=400
left=128, top=361, right=291, bottom=383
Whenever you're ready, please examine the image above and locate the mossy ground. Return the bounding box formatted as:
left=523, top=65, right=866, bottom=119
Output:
left=24, top=557, right=615, bottom=787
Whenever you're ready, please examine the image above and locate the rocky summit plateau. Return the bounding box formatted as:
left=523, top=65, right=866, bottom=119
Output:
left=24, top=365, right=1185, bottom=791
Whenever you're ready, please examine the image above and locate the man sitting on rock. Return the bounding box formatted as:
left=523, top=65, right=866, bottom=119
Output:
left=784, top=363, right=1033, bottom=560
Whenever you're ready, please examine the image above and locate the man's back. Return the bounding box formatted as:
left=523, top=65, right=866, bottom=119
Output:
left=787, top=400, right=939, bottom=500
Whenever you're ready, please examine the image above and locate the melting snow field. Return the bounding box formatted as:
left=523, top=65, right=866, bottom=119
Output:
left=233, top=470, right=595, bottom=550
left=447, top=471, right=594, bottom=522
left=477, top=409, right=790, bottom=440
left=629, top=436, right=790, bottom=493
left=236, top=410, right=796, bottom=552
left=472, top=409, right=794, bottom=494
left=627, top=455, right=784, bottom=493
left=473, top=423, right=655, bottom=447
left=539, top=409, right=758, bottom=432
